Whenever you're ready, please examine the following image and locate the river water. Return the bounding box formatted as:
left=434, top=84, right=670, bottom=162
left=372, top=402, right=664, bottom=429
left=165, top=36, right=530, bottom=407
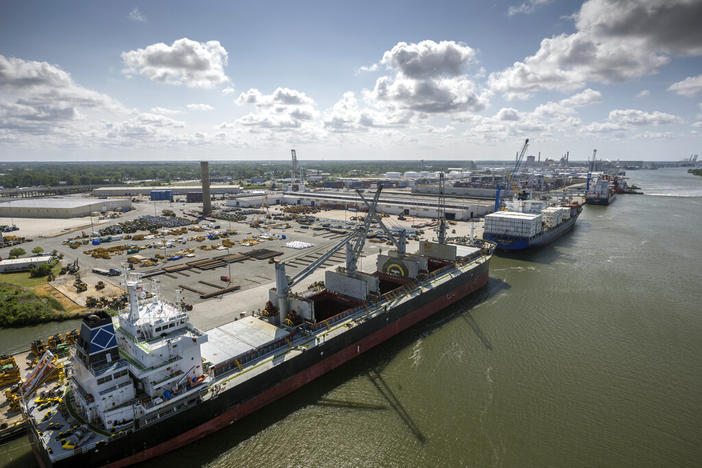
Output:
left=2, top=168, right=701, bottom=467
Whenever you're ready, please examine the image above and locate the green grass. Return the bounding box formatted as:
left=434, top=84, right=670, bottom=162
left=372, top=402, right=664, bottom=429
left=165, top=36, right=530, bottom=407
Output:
left=0, top=281, right=82, bottom=327
left=0, top=264, right=62, bottom=288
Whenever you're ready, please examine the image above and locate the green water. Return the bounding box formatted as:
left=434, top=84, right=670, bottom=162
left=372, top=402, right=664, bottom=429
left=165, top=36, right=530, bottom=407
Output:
left=2, top=168, right=701, bottom=467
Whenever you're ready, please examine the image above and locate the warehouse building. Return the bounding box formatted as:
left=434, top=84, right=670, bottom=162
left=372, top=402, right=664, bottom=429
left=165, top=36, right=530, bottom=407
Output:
left=0, top=255, right=53, bottom=273
left=225, top=191, right=492, bottom=220
left=0, top=198, right=131, bottom=219
left=93, top=185, right=241, bottom=197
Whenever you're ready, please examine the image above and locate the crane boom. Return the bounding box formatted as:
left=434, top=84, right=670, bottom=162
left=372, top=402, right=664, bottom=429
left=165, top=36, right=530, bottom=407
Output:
left=494, top=139, right=529, bottom=211
left=586, top=149, right=596, bottom=193
left=347, top=187, right=383, bottom=275
left=357, top=189, right=405, bottom=254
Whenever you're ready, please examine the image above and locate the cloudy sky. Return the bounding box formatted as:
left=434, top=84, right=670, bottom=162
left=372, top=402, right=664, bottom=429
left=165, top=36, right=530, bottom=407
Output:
left=1, top=0, right=701, bottom=162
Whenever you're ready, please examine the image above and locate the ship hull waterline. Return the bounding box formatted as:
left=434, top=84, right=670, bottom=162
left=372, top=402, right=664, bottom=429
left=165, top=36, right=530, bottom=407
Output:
left=32, top=264, right=490, bottom=468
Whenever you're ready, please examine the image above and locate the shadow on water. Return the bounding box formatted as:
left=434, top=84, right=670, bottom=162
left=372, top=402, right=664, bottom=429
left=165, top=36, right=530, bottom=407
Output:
left=367, top=368, right=426, bottom=444
left=137, top=277, right=511, bottom=467
left=313, top=397, right=387, bottom=411
left=463, top=311, right=493, bottom=351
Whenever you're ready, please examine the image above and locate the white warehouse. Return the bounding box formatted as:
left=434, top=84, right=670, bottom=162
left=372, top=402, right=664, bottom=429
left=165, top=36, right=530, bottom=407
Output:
left=0, top=198, right=132, bottom=219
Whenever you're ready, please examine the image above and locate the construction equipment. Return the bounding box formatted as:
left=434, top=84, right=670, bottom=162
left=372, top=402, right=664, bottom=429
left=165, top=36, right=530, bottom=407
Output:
left=0, top=355, right=21, bottom=386
left=494, top=138, right=529, bottom=212
left=95, top=281, right=105, bottom=290
left=74, top=277, right=87, bottom=292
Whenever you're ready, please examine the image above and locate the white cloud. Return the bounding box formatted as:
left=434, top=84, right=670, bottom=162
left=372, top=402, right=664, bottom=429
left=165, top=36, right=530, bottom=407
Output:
left=186, top=103, right=214, bottom=111
left=121, top=38, right=229, bottom=88
left=636, top=89, right=650, bottom=98
left=357, top=63, right=378, bottom=74
left=323, top=91, right=413, bottom=133
left=559, top=88, right=601, bottom=107
left=576, top=0, right=702, bottom=56
left=150, top=106, right=182, bottom=115
left=0, top=55, right=120, bottom=136
left=221, top=86, right=236, bottom=95
left=488, top=0, right=702, bottom=99
left=508, top=0, right=552, bottom=16
left=368, top=40, right=487, bottom=115
left=496, top=108, right=521, bottom=121
left=380, top=40, right=476, bottom=79
left=608, top=109, right=682, bottom=126
left=233, top=87, right=318, bottom=131
left=128, top=7, right=146, bottom=23
left=668, top=74, right=702, bottom=97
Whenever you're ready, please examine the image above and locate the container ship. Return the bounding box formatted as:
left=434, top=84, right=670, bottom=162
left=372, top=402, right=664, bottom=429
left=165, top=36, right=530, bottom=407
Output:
left=586, top=177, right=616, bottom=205
left=22, top=187, right=495, bottom=467
left=482, top=199, right=582, bottom=250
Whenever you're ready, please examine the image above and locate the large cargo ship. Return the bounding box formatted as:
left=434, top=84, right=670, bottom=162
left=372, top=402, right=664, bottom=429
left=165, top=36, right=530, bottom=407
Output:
left=22, top=189, right=494, bottom=468
left=482, top=199, right=582, bottom=250
left=586, top=177, right=616, bottom=205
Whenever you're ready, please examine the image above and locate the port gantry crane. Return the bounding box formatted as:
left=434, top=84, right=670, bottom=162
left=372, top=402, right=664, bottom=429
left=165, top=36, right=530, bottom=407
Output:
left=586, top=149, right=597, bottom=193
left=494, top=138, right=529, bottom=212
left=274, top=185, right=404, bottom=325
left=437, top=172, right=447, bottom=244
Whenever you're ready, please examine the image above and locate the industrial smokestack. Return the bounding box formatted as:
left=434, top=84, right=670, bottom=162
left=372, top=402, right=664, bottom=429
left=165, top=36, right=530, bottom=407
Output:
left=200, top=161, right=211, bottom=215
left=538, top=152, right=541, bottom=163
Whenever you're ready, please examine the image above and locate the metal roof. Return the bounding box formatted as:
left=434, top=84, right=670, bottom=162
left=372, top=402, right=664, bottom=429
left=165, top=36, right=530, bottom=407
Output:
left=0, top=255, right=52, bottom=265
left=0, top=197, right=130, bottom=209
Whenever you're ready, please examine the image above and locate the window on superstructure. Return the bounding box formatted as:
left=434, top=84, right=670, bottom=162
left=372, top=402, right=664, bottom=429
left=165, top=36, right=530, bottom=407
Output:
left=97, top=375, right=112, bottom=385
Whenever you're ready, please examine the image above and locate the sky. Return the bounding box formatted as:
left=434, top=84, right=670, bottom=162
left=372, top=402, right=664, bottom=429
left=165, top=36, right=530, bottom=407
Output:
left=0, top=0, right=701, bottom=162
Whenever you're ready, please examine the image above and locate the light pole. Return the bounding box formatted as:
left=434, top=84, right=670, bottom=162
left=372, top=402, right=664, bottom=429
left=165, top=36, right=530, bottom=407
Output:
left=226, top=248, right=231, bottom=283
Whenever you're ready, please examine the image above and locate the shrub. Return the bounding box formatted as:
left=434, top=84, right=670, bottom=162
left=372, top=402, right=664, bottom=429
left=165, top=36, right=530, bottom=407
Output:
left=29, top=262, right=53, bottom=278
left=9, top=247, right=25, bottom=258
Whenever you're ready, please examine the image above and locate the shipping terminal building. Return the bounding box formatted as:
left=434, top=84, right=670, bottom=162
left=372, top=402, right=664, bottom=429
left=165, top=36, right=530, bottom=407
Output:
left=0, top=198, right=132, bottom=219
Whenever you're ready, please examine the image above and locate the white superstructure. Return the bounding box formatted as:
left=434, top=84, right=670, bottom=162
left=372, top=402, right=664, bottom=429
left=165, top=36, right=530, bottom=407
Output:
left=70, top=274, right=208, bottom=432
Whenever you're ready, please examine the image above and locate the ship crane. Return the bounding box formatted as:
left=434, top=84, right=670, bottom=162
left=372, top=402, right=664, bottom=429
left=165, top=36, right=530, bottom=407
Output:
left=494, top=138, right=529, bottom=212
left=586, top=149, right=597, bottom=193
left=356, top=187, right=407, bottom=256
left=274, top=186, right=386, bottom=325
left=274, top=231, right=357, bottom=325
left=437, top=172, right=447, bottom=244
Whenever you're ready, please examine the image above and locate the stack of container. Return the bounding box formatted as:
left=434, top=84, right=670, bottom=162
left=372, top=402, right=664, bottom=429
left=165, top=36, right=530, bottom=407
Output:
left=150, top=190, right=174, bottom=202
left=558, top=206, right=571, bottom=221
left=541, top=207, right=563, bottom=229
left=484, top=211, right=542, bottom=238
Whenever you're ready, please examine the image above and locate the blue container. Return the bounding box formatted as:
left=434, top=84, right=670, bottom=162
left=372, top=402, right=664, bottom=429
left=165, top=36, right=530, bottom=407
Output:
left=163, top=390, right=172, bottom=400
left=281, top=234, right=286, bottom=239
left=92, top=239, right=101, bottom=245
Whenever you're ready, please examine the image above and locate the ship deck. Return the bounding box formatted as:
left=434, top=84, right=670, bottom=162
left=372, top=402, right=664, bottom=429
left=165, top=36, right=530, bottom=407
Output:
left=201, top=319, right=289, bottom=366
left=202, top=247, right=490, bottom=401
